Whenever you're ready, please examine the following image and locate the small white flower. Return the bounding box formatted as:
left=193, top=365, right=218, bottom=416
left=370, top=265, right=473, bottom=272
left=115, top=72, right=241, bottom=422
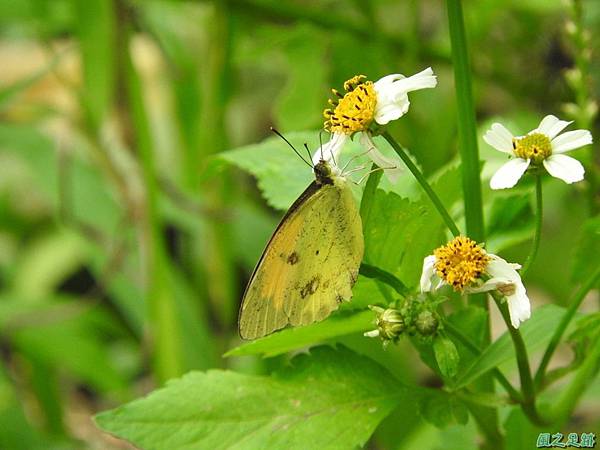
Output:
left=315, top=69, right=437, bottom=183
left=420, top=236, right=531, bottom=329
left=484, top=115, right=593, bottom=189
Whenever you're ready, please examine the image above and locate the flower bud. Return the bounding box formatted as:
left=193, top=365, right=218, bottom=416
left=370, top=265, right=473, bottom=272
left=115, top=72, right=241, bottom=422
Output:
left=364, top=306, right=405, bottom=343
left=415, top=310, right=439, bottom=336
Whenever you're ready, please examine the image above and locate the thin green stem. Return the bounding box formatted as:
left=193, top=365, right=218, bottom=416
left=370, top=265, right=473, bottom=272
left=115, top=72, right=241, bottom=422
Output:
left=381, top=132, right=461, bottom=237
left=491, top=293, right=550, bottom=426
left=534, top=265, right=600, bottom=389
left=359, top=263, right=409, bottom=297
left=443, top=320, right=521, bottom=402
left=520, top=175, right=543, bottom=279
left=446, top=0, right=484, bottom=243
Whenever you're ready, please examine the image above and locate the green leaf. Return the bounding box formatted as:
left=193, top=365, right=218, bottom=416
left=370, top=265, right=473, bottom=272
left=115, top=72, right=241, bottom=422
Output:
left=96, top=346, right=407, bottom=450
left=362, top=188, right=444, bottom=286
left=417, top=388, right=469, bottom=428
left=433, top=335, right=460, bottom=379
left=485, top=193, right=534, bottom=254
left=455, top=305, right=579, bottom=388
left=572, top=216, right=600, bottom=285
left=225, top=310, right=374, bottom=358
left=503, top=408, right=544, bottom=450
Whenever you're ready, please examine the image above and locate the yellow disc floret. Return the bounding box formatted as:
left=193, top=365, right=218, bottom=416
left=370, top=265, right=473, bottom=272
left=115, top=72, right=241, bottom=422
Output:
left=513, top=133, right=552, bottom=164
left=433, top=236, right=490, bottom=291
left=324, top=75, right=377, bottom=134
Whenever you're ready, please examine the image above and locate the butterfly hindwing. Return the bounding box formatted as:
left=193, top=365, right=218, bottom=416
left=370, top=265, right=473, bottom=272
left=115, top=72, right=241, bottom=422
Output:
left=239, top=178, right=363, bottom=340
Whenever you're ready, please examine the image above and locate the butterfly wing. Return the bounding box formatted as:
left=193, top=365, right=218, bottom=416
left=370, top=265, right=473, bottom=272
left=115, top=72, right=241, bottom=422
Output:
left=239, top=179, right=364, bottom=340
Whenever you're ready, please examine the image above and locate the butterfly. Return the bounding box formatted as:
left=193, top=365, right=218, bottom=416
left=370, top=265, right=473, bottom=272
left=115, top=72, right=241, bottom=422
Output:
left=238, top=141, right=364, bottom=340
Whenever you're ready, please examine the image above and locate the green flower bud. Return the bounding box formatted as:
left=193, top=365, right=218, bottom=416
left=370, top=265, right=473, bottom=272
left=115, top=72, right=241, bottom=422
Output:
left=364, top=306, right=405, bottom=343
left=415, top=310, right=439, bottom=336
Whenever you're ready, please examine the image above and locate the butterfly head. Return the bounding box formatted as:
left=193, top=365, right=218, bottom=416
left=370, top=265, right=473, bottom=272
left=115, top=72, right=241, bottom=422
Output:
left=313, top=159, right=336, bottom=186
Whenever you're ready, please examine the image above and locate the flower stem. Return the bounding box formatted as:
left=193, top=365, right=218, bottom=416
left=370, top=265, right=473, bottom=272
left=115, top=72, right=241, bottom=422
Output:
left=359, top=263, right=409, bottom=297
left=534, top=265, right=600, bottom=389
left=446, top=0, right=485, bottom=243
left=443, top=320, right=521, bottom=401
left=381, top=131, right=461, bottom=237
left=491, top=292, right=550, bottom=426
left=521, top=174, right=543, bottom=279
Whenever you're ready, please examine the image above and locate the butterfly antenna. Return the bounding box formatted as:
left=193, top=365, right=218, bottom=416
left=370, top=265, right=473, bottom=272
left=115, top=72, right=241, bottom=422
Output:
left=270, top=127, right=312, bottom=168
left=303, top=143, right=314, bottom=168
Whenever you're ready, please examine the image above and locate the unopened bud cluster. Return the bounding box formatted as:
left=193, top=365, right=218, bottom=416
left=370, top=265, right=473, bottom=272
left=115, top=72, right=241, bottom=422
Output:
left=365, top=294, right=441, bottom=345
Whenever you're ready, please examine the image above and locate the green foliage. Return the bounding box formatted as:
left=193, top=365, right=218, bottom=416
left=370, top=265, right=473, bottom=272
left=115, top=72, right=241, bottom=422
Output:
left=226, top=309, right=374, bottom=358
left=572, top=215, right=600, bottom=284
left=433, top=334, right=460, bottom=379
left=96, top=346, right=407, bottom=450
left=456, top=305, right=581, bottom=388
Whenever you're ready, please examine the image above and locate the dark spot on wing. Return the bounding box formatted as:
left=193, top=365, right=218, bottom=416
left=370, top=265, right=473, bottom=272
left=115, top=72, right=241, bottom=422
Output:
left=287, top=252, right=299, bottom=265
left=300, top=276, right=320, bottom=298
left=315, top=250, right=320, bottom=255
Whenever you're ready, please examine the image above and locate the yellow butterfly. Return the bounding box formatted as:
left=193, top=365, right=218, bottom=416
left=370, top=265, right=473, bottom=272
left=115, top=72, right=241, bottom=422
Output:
left=238, top=146, right=364, bottom=340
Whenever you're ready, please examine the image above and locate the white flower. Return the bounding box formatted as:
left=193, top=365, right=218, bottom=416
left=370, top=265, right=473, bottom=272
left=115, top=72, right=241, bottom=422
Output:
left=484, top=115, right=593, bottom=189
left=420, top=236, right=531, bottom=329
left=315, top=69, right=437, bottom=183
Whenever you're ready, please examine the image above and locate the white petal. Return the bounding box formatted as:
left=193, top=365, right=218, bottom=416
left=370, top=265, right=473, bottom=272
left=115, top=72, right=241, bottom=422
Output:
left=364, top=330, right=380, bottom=338
left=551, top=129, right=593, bottom=153
left=486, top=254, right=520, bottom=279
left=535, top=115, right=572, bottom=140
left=485, top=254, right=531, bottom=329
left=420, top=255, right=437, bottom=292
left=373, top=68, right=437, bottom=125
left=489, top=158, right=530, bottom=190
left=507, top=286, right=531, bottom=329
left=312, top=132, right=347, bottom=166
left=483, top=123, right=515, bottom=154
left=374, top=96, right=409, bottom=125
left=543, top=154, right=585, bottom=184
left=380, top=67, right=437, bottom=95
left=359, top=133, right=403, bottom=183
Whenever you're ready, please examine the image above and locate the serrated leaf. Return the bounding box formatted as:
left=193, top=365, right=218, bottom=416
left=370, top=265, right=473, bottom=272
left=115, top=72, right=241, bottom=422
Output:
left=362, top=189, right=444, bottom=286
left=455, top=305, right=580, bottom=388
left=225, top=309, right=374, bottom=358
left=96, top=346, right=407, bottom=450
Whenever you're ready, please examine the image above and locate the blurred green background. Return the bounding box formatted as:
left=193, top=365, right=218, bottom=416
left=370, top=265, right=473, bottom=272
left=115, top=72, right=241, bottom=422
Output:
left=0, top=0, right=598, bottom=448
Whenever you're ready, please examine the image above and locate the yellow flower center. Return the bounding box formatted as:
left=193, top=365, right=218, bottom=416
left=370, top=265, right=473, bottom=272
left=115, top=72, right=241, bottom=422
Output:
left=433, top=236, right=490, bottom=291
left=513, top=133, right=552, bottom=164
left=324, top=75, right=377, bottom=134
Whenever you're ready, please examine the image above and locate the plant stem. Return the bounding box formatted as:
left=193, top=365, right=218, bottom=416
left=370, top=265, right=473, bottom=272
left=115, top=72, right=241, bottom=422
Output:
left=446, top=1, right=497, bottom=441
left=443, top=320, right=521, bottom=401
left=381, top=132, right=460, bottom=237
left=359, top=263, right=409, bottom=297
left=520, top=174, right=543, bottom=279
left=446, top=0, right=484, bottom=243
left=491, top=293, right=550, bottom=426
left=534, top=265, right=600, bottom=389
